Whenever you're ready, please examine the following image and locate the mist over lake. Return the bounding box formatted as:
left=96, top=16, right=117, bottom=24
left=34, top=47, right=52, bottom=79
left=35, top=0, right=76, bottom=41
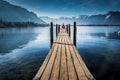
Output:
left=0, top=26, right=120, bottom=80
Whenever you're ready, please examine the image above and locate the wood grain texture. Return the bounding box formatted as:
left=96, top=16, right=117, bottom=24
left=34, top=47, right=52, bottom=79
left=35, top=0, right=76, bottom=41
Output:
left=33, top=28, right=95, bottom=80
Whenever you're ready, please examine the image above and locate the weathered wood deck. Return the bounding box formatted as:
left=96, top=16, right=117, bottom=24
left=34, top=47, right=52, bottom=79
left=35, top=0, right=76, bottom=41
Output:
left=33, top=28, right=95, bottom=80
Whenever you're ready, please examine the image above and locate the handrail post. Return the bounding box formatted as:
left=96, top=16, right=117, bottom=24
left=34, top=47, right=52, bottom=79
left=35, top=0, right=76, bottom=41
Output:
left=58, top=25, right=60, bottom=33
left=73, top=22, right=76, bottom=46
left=68, top=24, right=70, bottom=37
left=50, top=22, right=54, bottom=48
left=66, top=25, right=68, bottom=33
left=56, top=24, right=58, bottom=37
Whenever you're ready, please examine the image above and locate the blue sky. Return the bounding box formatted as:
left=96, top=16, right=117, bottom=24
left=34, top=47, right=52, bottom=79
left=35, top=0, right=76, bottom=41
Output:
left=5, top=0, right=120, bottom=18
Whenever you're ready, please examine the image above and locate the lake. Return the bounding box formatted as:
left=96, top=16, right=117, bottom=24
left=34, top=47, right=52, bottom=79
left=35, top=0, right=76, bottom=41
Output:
left=0, top=26, right=120, bottom=80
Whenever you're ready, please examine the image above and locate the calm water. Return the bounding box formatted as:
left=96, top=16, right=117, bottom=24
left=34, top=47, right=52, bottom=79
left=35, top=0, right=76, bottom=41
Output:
left=0, top=26, right=120, bottom=80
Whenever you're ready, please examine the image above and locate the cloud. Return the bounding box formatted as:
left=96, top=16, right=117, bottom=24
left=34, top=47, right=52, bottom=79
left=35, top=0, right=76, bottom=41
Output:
left=5, top=0, right=120, bottom=17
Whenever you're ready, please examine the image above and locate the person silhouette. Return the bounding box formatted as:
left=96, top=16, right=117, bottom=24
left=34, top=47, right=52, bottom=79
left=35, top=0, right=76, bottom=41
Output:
left=62, top=23, right=65, bottom=29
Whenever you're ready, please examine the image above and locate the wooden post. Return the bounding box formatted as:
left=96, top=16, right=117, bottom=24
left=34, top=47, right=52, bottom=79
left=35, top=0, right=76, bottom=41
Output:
left=50, top=22, right=54, bottom=48
left=66, top=25, right=68, bottom=33
left=73, top=22, right=76, bottom=46
left=58, top=25, right=60, bottom=33
left=56, top=24, right=58, bottom=37
left=68, top=24, right=70, bottom=37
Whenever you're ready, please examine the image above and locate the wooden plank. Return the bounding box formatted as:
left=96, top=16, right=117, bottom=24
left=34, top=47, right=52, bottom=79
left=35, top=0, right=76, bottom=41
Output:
left=73, top=45, right=94, bottom=79
left=40, top=36, right=61, bottom=80
left=65, top=36, right=78, bottom=80
left=33, top=45, right=55, bottom=80
left=33, top=35, right=60, bottom=80
left=50, top=38, right=62, bottom=80
left=59, top=36, right=68, bottom=80
left=67, top=36, right=94, bottom=79
left=66, top=36, right=88, bottom=80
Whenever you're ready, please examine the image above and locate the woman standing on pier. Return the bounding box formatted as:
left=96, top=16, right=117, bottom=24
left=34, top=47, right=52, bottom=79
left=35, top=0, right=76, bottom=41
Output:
left=62, top=23, right=65, bottom=28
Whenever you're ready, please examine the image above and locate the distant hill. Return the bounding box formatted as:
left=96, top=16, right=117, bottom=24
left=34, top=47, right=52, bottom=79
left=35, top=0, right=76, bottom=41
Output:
left=40, top=11, right=120, bottom=24
left=0, top=0, right=45, bottom=24
left=105, top=11, right=120, bottom=24
left=39, top=16, right=76, bottom=24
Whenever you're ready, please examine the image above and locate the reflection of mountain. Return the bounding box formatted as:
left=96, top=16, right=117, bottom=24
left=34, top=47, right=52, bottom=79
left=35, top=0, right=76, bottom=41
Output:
left=40, top=11, right=120, bottom=24
left=0, top=0, right=45, bottom=24
left=0, top=28, right=38, bottom=53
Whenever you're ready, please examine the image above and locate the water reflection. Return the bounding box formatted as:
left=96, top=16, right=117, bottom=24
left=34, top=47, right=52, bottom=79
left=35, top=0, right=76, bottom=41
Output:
left=76, top=26, right=120, bottom=80
left=0, top=27, right=50, bottom=54
left=0, top=27, right=50, bottom=80
left=0, top=27, right=36, bottom=54
left=0, top=26, right=120, bottom=80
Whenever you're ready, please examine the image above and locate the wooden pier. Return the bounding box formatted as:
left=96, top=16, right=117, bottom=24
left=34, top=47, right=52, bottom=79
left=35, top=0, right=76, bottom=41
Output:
left=33, top=22, right=95, bottom=80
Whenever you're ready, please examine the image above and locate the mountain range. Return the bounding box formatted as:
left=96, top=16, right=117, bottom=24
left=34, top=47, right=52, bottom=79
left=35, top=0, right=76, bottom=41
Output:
left=1, top=0, right=120, bottom=25
left=40, top=11, right=120, bottom=25
left=0, top=0, right=45, bottom=24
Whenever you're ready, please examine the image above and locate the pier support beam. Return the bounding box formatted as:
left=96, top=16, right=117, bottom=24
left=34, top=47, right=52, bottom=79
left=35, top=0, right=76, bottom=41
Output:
left=68, top=24, right=70, bottom=37
left=58, top=25, right=60, bottom=33
left=56, top=24, right=58, bottom=37
left=66, top=25, right=69, bottom=33
left=50, top=22, right=54, bottom=48
left=73, top=22, right=76, bottom=46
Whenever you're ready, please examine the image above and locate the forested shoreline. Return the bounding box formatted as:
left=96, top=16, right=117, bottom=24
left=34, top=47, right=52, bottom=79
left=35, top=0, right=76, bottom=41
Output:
left=0, top=20, right=48, bottom=27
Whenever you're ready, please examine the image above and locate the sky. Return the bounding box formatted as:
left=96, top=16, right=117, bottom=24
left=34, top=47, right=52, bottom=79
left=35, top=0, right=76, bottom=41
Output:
left=5, top=0, right=120, bottom=18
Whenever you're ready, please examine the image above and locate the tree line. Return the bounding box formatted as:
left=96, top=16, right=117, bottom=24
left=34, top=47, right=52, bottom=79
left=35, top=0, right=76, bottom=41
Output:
left=0, top=20, right=48, bottom=27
